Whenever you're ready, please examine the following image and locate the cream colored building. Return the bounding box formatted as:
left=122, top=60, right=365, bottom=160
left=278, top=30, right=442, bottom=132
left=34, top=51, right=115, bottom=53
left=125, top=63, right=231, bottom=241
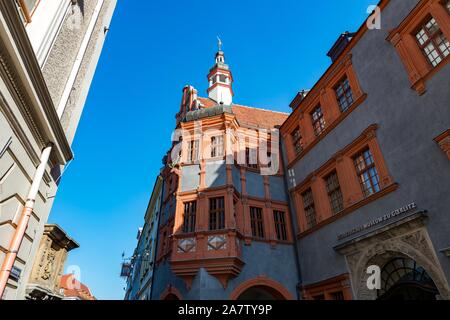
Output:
left=0, top=0, right=116, bottom=299
left=26, top=224, right=78, bottom=300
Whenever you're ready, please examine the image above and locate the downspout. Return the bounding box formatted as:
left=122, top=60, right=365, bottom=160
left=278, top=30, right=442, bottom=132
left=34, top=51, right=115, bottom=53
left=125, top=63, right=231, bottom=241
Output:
left=0, top=144, right=53, bottom=298
left=280, top=139, right=303, bottom=300
left=56, top=0, right=104, bottom=118
left=0, top=0, right=105, bottom=299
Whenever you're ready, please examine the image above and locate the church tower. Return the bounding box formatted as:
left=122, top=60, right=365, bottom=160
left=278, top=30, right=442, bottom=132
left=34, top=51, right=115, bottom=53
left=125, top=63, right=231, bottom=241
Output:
left=207, top=39, right=234, bottom=105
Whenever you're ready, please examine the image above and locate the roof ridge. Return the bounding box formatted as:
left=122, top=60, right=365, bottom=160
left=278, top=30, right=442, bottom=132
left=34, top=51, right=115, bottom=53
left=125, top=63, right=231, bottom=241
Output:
left=198, top=96, right=289, bottom=115
left=232, top=103, right=289, bottom=115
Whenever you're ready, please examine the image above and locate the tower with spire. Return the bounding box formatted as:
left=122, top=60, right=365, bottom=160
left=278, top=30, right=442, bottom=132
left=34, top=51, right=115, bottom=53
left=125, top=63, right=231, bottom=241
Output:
left=207, top=38, right=234, bottom=105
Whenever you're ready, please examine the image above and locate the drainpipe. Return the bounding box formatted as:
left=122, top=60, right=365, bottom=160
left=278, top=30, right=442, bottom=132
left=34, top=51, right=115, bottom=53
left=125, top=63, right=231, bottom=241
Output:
left=280, top=139, right=303, bottom=301
left=0, top=144, right=53, bottom=298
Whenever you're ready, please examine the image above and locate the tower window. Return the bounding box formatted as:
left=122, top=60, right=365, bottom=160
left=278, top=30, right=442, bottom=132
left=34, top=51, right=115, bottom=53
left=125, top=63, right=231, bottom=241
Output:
left=183, top=201, right=197, bottom=233
left=311, top=105, right=326, bottom=136
left=187, top=140, right=199, bottom=163
left=219, top=74, right=228, bottom=83
left=209, top=197, right=225, bottom=231
left=415, top=17, right=449, bottom=67
left=334, top=77, right=354, bottom=112
left=291, top=127, right=303, bottom=156
left=250, top=207, right=265, bottom=239
left=211, top=136, right=224, bottom=158
left=353, top=148, right=381, bottom=197
left=325, top=171, right=344, bottom=214
left=302, top=189, right=316, bottom=229
left=273, top=210, right=287, bottom=241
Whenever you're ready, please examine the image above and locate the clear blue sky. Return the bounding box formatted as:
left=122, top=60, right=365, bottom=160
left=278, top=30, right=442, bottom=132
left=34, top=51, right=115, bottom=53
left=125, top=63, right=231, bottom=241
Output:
left=49, top=0, right=376, bottom=300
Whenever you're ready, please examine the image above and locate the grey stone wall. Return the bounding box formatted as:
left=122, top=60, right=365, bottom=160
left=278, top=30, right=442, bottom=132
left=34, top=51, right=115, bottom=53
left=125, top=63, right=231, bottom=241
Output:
left=286, top=0, right=450, bottom=288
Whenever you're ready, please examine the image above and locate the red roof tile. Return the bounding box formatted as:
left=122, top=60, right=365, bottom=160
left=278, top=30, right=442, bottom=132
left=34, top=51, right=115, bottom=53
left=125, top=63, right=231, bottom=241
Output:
left=60, top=274, right=96, bottom=300
left=197, top=97, right=288, bottom=129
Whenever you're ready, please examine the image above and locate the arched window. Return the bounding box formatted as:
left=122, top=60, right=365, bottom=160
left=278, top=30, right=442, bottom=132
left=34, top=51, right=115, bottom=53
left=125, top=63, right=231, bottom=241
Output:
left=378, top=257, right=439, bottom=300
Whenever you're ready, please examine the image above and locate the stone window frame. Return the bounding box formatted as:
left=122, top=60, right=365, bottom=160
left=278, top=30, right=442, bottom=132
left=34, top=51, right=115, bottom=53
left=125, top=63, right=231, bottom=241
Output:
left=281, top=54, right=366, bottom=167
left=293, top=124, right=396, bottom=236
left=273, top=210, right=288, bottom=241
left=249, top=206, right=265, bottom=239
left=387, top=0, right=450, bottom=95
left=182, top=201, right=197, bottom=233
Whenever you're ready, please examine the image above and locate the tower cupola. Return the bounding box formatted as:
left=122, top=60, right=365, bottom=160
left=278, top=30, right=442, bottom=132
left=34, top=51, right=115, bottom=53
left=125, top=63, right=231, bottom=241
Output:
left=207, top=38, right=233, bottom=105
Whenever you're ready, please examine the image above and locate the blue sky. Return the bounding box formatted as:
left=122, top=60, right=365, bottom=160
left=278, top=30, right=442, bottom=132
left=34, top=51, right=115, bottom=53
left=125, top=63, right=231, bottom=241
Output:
left=49, top=0, right=376, bottom=300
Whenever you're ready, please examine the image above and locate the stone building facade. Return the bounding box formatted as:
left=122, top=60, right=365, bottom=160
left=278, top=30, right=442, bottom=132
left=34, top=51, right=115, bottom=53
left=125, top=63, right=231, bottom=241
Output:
left=25, top=224, right=78, bottom=300
left=127, top=0, right=450, bottom=300
left=281, top=0, right=450, bottom=300
left=0, top=0, right=116, bottom=299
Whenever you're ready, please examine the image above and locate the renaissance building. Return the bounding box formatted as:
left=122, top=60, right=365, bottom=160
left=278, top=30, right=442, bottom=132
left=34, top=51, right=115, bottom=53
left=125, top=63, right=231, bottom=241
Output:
left=0, top=0, right=116, bottom=299
left=126, top=0, right=450, bottom=300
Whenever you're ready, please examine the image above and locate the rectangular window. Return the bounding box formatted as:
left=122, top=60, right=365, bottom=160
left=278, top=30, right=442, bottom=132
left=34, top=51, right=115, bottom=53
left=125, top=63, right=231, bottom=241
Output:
left=273, top=210, right=287, bottom=241
left=245, top=147, right=258, bottom=169
left=311, top=105, right=326, bottom=136
left=250, top=207, right=265, bottom=239
left=313, top=294, right=325, bottom=300
left=187, top=140, right=199, bottom=162
left=334, top=77, right=354, bottom=112
left=183, top=201, right=197, bottom=233
left=291, top=127, right=303, bottom=156
left=325, top=171, right=344, bottom=214
left=353, top=149, right=381, bottom=197
left=211, top=136, right=224, bottom=158
left=209, top=197, right=225, bottom=231
left=302, top=189, right=317, bottom=229
left=415, top=17, right=449, bottom=67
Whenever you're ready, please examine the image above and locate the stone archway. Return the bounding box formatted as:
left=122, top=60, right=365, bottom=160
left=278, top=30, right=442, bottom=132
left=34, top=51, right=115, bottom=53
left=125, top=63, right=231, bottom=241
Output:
left=343, top=228, right=450, bottom=300
left=230, top=276, right=294, bottom=300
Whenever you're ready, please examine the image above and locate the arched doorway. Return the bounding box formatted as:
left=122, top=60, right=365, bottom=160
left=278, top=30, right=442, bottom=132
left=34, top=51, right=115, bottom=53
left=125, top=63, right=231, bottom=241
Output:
left=230, top=277, right=294, bottom=300
left=377, top=257, right=439, bottom=300
left=163, top=293, right=180, bottom=300
left=237, top=286, right=287, bottom=300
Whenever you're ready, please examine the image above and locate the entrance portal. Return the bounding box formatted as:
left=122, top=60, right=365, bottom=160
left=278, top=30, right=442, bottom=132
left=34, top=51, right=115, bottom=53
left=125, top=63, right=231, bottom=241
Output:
left=377, top=257, right=439, bottom=300
left=237, top=286, right=287, bottom=300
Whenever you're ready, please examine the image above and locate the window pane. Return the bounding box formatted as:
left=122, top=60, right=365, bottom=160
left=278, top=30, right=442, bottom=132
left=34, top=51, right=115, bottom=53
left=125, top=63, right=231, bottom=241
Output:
left=416, top=17, right=448, bottom=67
left=250, top=207, right=265, bottom=238
left=209, top=197, right=225, bottom=230
left=302, top=189, right=316, bottom=229
left=354, top=149, right=380, bottom=197
left=326, top=172, right=344, bottom=214
left=334, top=77, right=353, bottom=113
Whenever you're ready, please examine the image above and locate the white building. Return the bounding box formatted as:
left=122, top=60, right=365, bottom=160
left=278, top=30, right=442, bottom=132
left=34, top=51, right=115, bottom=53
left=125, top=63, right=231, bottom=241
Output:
left=0, top=0, right=117, bottom=300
